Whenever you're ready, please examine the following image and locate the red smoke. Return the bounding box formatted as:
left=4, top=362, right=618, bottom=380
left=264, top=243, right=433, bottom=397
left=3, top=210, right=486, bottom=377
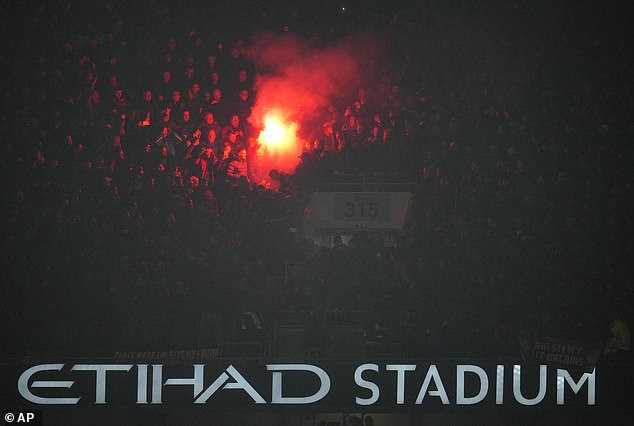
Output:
left=245, top=31, right=383, bottom=181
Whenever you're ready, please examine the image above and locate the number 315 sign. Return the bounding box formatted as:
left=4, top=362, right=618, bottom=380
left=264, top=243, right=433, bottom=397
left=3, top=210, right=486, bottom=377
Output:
left=333, top=193, right=391, bottom=222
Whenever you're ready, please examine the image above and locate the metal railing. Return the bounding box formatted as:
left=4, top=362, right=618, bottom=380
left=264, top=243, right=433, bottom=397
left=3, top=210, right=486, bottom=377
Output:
left=317, top=174, right=418, bottom=193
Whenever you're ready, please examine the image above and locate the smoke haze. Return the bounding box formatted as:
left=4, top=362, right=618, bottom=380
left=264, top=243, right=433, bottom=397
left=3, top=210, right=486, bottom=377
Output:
left=244, top=30, right=385, bottom=175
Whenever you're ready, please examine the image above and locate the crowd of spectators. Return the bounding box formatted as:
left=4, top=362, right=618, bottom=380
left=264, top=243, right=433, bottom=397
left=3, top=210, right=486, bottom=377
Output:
left=1, top=1, right=632, bottom=359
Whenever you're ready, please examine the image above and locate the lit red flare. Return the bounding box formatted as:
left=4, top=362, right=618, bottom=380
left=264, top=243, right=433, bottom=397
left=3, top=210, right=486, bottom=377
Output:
left=258, top=112, right=299, bottom=155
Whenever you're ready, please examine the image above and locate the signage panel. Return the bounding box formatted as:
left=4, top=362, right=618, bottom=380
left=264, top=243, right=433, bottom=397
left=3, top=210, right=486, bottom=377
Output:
left=1, top=361, right=606, bottom=410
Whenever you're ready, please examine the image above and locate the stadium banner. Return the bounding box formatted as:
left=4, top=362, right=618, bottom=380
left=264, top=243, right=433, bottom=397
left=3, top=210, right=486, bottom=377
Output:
left=518, top=331, right=603, bottom=372
left=0, top=360, right=602, bottom=410
left=114, top=348, right=220, bottom=363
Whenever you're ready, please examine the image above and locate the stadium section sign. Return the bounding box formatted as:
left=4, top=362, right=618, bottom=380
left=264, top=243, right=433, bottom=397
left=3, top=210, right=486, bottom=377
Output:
left=303, top=192, right=413, bottom=245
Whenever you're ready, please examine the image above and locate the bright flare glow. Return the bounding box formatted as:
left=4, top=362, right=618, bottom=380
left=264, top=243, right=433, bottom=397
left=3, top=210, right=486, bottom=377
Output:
left=258, top=112, right=298, bottom=154
left=261, top=119, right=284, bottom=145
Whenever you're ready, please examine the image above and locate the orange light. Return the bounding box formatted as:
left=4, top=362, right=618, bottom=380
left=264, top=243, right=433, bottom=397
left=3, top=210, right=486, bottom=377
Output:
left=258, top=112, right=298, bottom=154
left=251, top=110, right=303, bottom=182
left=260, top=118, right=284, bottom=145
